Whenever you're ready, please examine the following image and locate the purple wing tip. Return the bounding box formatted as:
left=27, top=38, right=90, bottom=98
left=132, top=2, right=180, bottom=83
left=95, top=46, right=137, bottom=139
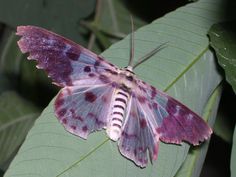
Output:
left=157, top=112, right=212, bottom=146
left=16, top=26, right=34, bottom=54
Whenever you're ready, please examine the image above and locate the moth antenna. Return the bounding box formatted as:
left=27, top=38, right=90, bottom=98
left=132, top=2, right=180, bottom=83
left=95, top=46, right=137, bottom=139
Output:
left=133, top=42, right=168, bottom=69
left=128, top=15, right=135, bottom=68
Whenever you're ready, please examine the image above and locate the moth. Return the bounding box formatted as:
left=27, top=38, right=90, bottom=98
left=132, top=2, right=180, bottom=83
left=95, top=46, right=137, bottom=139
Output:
left=16, top=25, right=212, bottom=168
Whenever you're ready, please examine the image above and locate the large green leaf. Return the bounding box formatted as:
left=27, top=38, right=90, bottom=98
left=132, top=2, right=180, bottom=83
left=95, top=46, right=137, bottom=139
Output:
left=4, top=0, right=224, bottom=176
left=208, top=21, right=236, bottom=94
left=0, top=0, right=96, bottom=45
left=82, top=0, right=147, bottom=52
left=93, top=0, right=146, bottom=36
left=0, top=91, right=39, bottom=168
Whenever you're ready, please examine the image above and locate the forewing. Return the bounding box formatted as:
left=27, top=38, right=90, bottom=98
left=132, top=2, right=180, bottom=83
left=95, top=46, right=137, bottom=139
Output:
left=16, top=26, right=118, bottom=87
left=137, top=79, right=212, bottom=146
left=118, top=97, right=159, bottom=168
left=54, top=83, right=115, bottom=139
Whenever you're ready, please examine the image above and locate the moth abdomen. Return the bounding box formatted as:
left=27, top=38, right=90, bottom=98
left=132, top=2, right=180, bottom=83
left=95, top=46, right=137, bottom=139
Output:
left=107, top=88, right=130, bottom=141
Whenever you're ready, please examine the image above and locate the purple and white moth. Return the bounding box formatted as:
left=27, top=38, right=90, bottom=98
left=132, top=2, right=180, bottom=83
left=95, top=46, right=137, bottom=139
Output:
left=16, top=25, right=212, bottom=168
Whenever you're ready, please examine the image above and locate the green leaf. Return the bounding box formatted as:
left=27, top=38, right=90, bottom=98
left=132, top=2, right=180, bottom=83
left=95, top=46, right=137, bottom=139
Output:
left=208, top=21, right=236, bottom=94
left=94, top=0, right=146, bottom=36
left=0, top=73, right=12, bottom=93
left=213, top=109, right=233, bottom=143
left=0, top=0, right=96, bottom=45
left=4, top=0, right=225, bottom=176
left=0, top=32, right=23, bottom=76
left=0, top=91, right=40, bottom=168
left=82, top=0, right=147, bottom=51
left=231, top=126, right=236, bottom=177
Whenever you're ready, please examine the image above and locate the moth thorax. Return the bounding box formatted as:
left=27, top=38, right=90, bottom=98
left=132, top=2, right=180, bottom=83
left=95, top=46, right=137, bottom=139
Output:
left=107, top=88, right=130, bottom=141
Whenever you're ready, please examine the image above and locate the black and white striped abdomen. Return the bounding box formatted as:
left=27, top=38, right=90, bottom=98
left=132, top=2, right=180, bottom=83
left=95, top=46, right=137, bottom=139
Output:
left=107, top=88, right=130, bottom=141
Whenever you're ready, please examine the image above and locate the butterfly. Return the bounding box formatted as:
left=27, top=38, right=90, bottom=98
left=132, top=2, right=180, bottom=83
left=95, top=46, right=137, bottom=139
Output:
left=16, top=24, right=212, bottom=168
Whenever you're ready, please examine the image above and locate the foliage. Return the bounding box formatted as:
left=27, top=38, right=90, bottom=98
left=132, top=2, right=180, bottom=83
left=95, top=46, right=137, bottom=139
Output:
left=208, top=21, right=236, bottom=177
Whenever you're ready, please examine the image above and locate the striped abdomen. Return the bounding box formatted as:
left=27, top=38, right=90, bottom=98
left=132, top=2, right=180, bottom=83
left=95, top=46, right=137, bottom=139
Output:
left=107, top=88, right=130, bottom=141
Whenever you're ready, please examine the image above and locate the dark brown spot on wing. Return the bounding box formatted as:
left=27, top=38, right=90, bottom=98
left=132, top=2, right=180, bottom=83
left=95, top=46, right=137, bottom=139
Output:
left=62, top=118, right=67, bottom=124
left=88, top=73, right=95, bottom=77
left=137, top=96, right=146, bottom=103
left=82, top=125, right=88, bottom=132
left=65, top=46, right=80, bottom=61
left=57, top=108, right=67, bottom=117
left=84, top=66, right=91, bottom=72
left=85, top=92, right=97, bottom=102
left=94, top=61, right=100, bottom=67
left=140, top=119, right=147, bottom=128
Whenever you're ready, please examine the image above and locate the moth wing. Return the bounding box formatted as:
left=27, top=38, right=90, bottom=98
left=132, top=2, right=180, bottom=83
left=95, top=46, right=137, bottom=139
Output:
left=118, top=97, right=159, bottom=168
left=16, top=26, right=118, bottom=87
left=137, top=80, right=212, bottom=146
left=156, top=93, right=212, bottom=145
left=54, top=83, right=115, bottom=139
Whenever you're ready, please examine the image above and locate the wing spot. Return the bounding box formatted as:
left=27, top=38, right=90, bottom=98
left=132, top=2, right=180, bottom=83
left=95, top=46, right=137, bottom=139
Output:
left=85, top=92, right=97, bottom=102
left=88, top=112, right=96, bottom=118
left=62, top=118, right=67, bottom=124
left=152, top=103, right=158, bottom=109
left=57, top=108, right=67, bottom=117
left=151, top=86, right=157, bottom=99
left=88, top=73, right=95, bottom=77
left=70, top=125, right=76, bottom=130
left=65, top=46, right=80, bottom=61
left=55, top=93, right=64, bottom=108
left=82, top=125, right=88, bottom=132
left=84, top=66, right=91, bottom=72
left=137, top=96, right=146, bottom=103
left=94, top=61, right=100, bottom=67
left=70, top=109, right=83, bottom=121
left=101, top=95, right=108, bottom=103
left=140, top=119, right=147, bottom=128
left=66, top=52, right=79, bottom=60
